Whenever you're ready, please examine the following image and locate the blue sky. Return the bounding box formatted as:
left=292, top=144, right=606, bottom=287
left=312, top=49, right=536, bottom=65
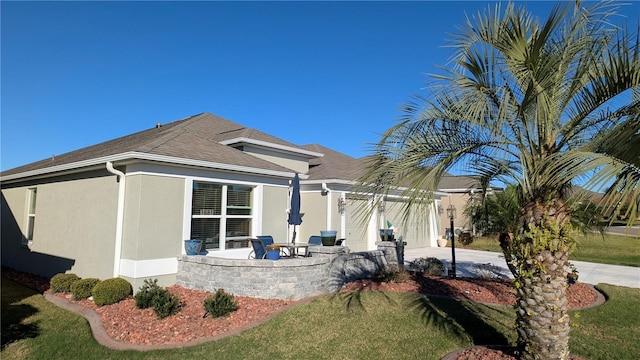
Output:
left=2, top=1, right=639, bottom=172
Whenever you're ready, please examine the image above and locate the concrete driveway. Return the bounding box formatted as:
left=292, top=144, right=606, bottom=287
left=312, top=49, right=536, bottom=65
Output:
left=606, top=225, right=639, bottom=238
left=404, top=247, right=640, bottom=289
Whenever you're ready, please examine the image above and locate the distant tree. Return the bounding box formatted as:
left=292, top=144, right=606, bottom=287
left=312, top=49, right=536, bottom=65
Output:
left=358, top=2, right=640, bottom=359
left=467, top=184, right=605, bottom=236
left=466, top=184, right=521, bottom=235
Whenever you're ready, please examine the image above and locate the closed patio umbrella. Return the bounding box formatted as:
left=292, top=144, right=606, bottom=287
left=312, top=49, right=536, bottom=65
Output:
left=288, top=173, right=303, bottom=244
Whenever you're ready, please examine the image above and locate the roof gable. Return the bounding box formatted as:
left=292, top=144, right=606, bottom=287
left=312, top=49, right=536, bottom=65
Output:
left=303, top=144, right=360, bottom=181
left=1, top=113, right=312, bottom=179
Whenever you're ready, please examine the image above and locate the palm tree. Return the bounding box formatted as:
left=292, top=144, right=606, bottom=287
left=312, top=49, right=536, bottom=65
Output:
left=359, top=2, right=640, bottom=359
left=465, top=183, right=521, bottom=235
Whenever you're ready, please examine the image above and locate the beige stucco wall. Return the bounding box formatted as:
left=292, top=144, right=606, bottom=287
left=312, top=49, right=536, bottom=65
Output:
left=121, top=174, right=185, bottom=260
left=1, top=173, right=119, bottom=279
left=242, top=145, right=310, bottom=174
left=1, top=187, right=27, bottom=239
left=298, top=192, right=328, bottom=242
left=344, top=198, right=372, bottom=252
left=261, top=185, right=289, bottom=241
left=440, top=193, right=471, bottom=236
left=384, top=200, right=432, bottom=249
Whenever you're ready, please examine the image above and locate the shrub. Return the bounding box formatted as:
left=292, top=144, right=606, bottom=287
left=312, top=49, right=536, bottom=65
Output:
left=50, top=273, right=80, bottom=293
left=458, top=232, right=474, bottom=246
left=378, top=264, right=410, bottom=283
left=409, top=257, right=445, bottom=276
left=134, top=279, right=180, bottom=319
left=71, top=278, right=100, bottom=300
left=151, top=289, right=181, bottom=319
left=203, top=289, right=238, bottom=318
left=134, top=279, right=162, bottom=309
left=92, top=278, right=132, bottom=306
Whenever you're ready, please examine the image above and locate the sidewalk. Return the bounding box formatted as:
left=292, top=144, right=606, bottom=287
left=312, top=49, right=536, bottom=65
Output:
left=403, top=247, right=640, bottom=289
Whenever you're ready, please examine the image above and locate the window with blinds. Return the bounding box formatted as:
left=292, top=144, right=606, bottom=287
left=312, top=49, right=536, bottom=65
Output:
left=190, top=181, right=253, bottom=250
left=192, top=182, right=222, bottom=216
left=227, top=185, right=252, bottom=215
left=191, top=218, right=220, bottom=249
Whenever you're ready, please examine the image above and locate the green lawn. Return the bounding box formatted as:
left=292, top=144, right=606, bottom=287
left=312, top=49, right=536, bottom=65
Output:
left=3, top=278, right=640, bottom=360
left=460, top=233, right=640, bottom=267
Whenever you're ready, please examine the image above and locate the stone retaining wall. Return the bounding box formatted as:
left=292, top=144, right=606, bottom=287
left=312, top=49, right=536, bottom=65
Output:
left=176, top=241, right=404, bottom=300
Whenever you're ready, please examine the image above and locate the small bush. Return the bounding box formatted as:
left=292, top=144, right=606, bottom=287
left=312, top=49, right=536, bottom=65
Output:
left=203, top=289, right=238, bottom=318
left=134, top=279, right=180, bottom=319
left=134, top=279, right=162, bottom=309
left=458, top=232, right=474, bottom=246
left=92, top=278, right=132, bottom=306
left=151, top=289, right=181, bottom=319
left=71, top=278, right=100, bottom=300
left=409, top=257, right=445, bottom=276
left=50, top=273, right=80, bottom=293
left=378, top=265, right=410, bottom=283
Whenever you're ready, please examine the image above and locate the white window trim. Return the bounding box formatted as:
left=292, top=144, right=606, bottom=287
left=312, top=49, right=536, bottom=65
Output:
left=24, top=187, right=37, bottom=245
left=184, top=177, right=261, bottom=253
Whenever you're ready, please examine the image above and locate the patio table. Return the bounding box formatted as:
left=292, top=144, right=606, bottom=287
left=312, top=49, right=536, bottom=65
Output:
left=274, top=243, right=310, bottom=258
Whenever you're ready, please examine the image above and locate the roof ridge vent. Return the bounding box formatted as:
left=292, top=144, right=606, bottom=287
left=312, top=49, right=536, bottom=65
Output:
left=155, top=123, right=163, bottom=128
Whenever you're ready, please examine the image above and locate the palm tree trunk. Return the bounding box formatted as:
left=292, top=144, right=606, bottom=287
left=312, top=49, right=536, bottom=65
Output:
left=510, top=198, right=574, bottom=360
left=515, top=249, right=571, bottom=360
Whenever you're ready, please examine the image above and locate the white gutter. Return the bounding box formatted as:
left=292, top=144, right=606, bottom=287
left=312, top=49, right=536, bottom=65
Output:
left=106, top=161, right=125, bottom=278
left=322, top=183, right=333, bottom=231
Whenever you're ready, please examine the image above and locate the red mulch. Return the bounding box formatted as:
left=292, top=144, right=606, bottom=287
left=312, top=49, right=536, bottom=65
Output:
left=2, top=267, right=599, bottom=358
left=64, top=286, right=293, bottom=345
left=340, top=273, right=598, bottom=309
left=452, top=346, right=585, bottom=360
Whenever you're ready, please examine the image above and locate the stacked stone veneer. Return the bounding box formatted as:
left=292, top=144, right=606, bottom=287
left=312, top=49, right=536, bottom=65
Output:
left=176, top=241, right=404, bottom=300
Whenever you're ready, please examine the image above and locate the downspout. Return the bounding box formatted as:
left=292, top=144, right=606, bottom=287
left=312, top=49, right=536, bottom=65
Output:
left=322, top=183, right=332, bottom=230
left=339, top=191, right=346, bottom=239
left=106, top=162, right=125, bottom=278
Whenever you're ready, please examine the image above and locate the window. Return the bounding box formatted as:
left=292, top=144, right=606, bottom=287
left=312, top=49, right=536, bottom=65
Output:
left=25, top=188, right=37, bottom=244
left=190, top=181, right=253, bottom=250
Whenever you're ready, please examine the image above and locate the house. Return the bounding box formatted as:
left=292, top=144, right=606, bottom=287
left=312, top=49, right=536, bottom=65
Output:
left=1, top=112, right=444, bottom=288
left=437, top=175, right=501, bottom=237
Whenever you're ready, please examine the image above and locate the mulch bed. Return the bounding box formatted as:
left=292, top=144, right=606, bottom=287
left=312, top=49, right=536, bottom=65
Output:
left=2, top=267, right=600, bottom=358
left=340, top=273, right=599, bottom=309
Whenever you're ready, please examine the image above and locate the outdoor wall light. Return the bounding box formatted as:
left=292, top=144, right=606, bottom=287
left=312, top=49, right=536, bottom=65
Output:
left=446, top=204, right=457, bottom=278
left=437, top=204, right=443, bottom=215
left=378, top=200, right=385, bottom=213
left=337, top=197, right=346, bottom=214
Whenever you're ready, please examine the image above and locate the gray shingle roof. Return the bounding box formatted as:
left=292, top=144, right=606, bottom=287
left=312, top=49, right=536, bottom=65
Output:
left=302, top=144, right=362, bottom=181
left=3, top=111, right=490, bottom=193
left=301, top=145, right=486, bottom=192
left=437, top=175, right=482, bottom=191
left=1, top=113, right=307, bottom=178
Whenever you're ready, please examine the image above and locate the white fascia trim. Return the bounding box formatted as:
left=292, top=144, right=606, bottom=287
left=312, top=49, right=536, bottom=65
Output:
left=438, top=187, right=488, bottom=193
left=303, top=179, right=355, bottom=186
left=2, top=151, right=298, bottom=182
left=308, top=179, right=448, bottom=198
left=119, top=258, right=178, bottom=279
left=219, top=137, right=324, bottom=159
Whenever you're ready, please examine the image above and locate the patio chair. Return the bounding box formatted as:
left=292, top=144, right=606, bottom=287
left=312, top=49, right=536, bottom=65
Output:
left=257, top=235, right=290, bottom=257
left=248, top=238, right=267, bottom=259
left=335, top=238, right=345, bottom=246
left=308, top=235, right=322, bottom=246
left=256, top=235, right=274, bottom=246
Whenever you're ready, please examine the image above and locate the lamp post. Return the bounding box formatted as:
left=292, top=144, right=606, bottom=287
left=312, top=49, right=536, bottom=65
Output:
left=446, top=204, right=457, bottom=278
